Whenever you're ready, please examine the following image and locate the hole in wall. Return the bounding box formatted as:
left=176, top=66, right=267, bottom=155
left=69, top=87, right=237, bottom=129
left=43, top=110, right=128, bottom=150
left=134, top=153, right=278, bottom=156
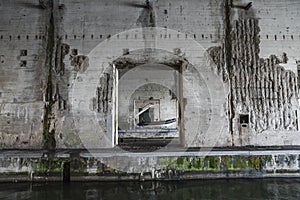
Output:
left=20, top=49, right=27, bottom=56
left=71, top=49, right=78, bottom=55
left=240, top=114, right=249, bottom=127
left=0, top=55, right=4, bottom=64
left=20, top=60, right=27, bottom=67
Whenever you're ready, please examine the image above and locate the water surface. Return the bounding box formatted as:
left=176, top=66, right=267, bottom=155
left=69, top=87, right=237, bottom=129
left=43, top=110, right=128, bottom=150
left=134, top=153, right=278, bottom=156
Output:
left=0, top=179, right=300, bottom=200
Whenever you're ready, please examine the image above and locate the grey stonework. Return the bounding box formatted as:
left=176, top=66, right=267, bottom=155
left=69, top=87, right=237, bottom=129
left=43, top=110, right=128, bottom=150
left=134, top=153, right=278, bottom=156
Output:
left=1, top=0, right=300, bottom=149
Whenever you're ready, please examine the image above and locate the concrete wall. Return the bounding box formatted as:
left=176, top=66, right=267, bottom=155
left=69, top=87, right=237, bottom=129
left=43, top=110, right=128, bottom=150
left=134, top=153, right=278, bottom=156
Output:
left=0, top=0, right=49, bottom=148
left=0, top=0, right=300, bottom=149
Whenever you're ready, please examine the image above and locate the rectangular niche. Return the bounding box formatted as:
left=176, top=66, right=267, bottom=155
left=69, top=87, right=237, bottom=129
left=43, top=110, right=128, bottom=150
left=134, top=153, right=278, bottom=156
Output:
left=239, top=114, right=249, bottom=127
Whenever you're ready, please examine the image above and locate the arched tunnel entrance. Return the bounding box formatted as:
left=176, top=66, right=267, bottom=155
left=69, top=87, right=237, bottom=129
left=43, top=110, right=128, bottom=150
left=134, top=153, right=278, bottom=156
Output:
left=114, top=60, right=183, bottom=150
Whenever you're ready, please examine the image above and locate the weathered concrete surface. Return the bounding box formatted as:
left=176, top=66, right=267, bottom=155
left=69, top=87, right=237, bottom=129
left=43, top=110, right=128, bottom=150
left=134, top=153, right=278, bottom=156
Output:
left=0, top=0, right=49, bottom=148
left=209, top=18, right=300, bottom=146
left=1, top=149, right=300, bottom=182
left=1, top=0, right=300, bottom=150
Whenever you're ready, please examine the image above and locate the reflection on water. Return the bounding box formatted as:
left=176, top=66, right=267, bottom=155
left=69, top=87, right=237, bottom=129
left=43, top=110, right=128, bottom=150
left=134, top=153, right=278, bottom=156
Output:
left=0, top=179, right=300, bottom=200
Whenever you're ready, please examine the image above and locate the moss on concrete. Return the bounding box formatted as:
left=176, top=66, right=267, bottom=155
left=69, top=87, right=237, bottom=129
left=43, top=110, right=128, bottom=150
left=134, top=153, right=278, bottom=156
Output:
left=43, top=0, right=56, bottom=150
left=157, top=155, right=273, bottom=172
left=0, top=154, right=297, bottom=182
left=39, top=158, right=65, bottom=173
left=70, top=158, right=88, bottom=173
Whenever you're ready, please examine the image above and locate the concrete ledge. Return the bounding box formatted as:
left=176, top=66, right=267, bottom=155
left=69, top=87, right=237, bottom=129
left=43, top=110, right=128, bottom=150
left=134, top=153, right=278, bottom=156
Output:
left=0, top=149, right=300, bottom=182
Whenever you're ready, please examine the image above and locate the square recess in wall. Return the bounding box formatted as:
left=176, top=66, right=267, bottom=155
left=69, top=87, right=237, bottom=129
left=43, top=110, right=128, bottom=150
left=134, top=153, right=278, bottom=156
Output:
left=20, top=49, right=27, bottom=56
left=20, top=60, right=27, bottom=67
left=240, top=114, right=249, bottom=127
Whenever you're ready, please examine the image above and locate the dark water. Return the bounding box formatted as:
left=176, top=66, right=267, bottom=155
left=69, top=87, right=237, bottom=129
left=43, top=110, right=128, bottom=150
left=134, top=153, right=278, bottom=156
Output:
left=0, top=179, right=300, bottom=200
